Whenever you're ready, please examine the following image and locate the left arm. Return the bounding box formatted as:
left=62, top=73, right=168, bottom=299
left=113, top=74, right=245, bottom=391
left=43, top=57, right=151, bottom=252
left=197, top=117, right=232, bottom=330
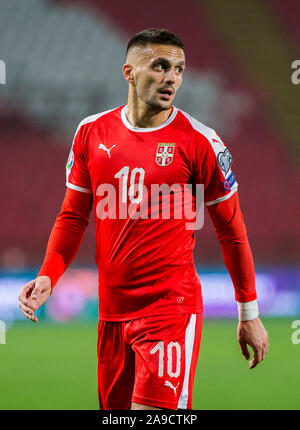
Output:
left=207, top=192, right=269, bottom=369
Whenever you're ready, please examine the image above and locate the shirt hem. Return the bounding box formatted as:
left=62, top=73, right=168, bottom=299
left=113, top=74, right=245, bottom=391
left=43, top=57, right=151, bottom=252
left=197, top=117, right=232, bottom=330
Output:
left=98, top=305, right=203, bottom=322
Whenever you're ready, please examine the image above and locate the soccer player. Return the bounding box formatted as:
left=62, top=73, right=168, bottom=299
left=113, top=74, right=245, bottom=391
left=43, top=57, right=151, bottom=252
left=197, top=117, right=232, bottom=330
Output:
left=18, top=28, right=268, bottom=410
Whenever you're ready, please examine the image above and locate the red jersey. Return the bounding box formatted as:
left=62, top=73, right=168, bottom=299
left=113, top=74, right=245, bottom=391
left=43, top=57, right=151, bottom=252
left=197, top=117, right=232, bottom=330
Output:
left=66, top=105, right=238, bottom=320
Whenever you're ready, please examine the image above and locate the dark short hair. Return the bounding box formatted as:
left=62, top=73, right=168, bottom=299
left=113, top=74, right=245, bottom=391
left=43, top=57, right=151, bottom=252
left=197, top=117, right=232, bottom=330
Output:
left=126, top=28, right=184, bottom=58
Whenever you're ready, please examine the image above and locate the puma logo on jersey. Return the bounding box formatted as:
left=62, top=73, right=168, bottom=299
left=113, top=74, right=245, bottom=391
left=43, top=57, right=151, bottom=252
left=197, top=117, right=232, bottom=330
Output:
left=98, top=144, right=116, bottom=158
left=164, top=380, right=180, bottom=396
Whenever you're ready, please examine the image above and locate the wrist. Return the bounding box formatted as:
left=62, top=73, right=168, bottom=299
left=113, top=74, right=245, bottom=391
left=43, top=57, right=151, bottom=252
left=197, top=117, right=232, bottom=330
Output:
left=38, top=253, right=65, bottom=293
left=36, top=275, right=53, bottom=293
left=237, top=299, right=259, bottom=321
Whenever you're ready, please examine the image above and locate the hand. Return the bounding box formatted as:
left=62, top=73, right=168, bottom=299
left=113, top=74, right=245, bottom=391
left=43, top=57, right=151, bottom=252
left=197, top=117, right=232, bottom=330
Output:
left=18, top=276, right=52, bottom=323
left=237, top=316, right=268, bottom=369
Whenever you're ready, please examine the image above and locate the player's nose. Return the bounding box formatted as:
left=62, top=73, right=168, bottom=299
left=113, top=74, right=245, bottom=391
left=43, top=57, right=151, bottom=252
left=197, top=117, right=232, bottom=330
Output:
left=164, top=68, right=176, bottom=84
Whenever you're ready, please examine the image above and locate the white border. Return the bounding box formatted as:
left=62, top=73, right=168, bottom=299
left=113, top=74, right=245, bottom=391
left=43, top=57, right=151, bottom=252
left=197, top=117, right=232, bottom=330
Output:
left=66, top=107, right=118, bottom=194
left=66, top=181, right=92, bottom=194
left=121, top=105, right=178, bottom=132
left=177, top=314, right=196, bottom=409
left=205, top=185, right=238, bottom=206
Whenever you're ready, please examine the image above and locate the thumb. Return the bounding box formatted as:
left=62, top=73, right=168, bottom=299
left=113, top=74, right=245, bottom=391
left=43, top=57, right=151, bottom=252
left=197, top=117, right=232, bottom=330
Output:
left=239, top=340, right=250, bottom=360
left=31, top=277, right=46, bottom=299
left=31, top=286, right=41, bottom=299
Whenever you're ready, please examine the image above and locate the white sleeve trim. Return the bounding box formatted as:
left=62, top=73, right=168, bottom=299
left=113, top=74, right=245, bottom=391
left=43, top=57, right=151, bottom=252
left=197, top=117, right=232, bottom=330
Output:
left=75, top=107, right=119, bottom=136
left=237, top=300, right=259, bottom=321
left=205, top=184, right=238, bottom=206
left=66, top=182, right=92, bottom=194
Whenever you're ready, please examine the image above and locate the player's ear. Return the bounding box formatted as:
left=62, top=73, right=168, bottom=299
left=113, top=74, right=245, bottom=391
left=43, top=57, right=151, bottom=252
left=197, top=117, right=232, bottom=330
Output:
left=122, top=64, right=135, bottom=85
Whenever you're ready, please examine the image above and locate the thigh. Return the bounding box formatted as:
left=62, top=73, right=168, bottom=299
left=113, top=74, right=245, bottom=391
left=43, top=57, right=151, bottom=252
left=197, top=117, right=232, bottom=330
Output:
left=128, top=313, right=203, bottom=410
left=97, top=320, right=135, bottom=410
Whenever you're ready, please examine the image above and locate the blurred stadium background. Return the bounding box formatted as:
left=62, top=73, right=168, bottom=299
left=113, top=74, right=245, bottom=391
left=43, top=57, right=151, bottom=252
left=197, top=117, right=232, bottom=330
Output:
left=0, top=0, right=299, bottom=410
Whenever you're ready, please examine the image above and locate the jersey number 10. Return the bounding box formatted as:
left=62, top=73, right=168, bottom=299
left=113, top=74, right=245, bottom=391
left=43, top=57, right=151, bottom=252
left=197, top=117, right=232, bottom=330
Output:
left=115, top=166, right=145, bottom=205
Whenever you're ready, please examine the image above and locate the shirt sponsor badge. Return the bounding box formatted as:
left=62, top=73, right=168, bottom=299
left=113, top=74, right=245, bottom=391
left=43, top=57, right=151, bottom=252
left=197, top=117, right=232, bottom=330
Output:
left=156, top=143, right=175, bottom=166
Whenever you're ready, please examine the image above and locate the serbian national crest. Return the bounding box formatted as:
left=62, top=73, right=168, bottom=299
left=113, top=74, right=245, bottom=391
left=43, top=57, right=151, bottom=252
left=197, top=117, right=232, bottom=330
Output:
left=156, top=143, right=176, bottom=166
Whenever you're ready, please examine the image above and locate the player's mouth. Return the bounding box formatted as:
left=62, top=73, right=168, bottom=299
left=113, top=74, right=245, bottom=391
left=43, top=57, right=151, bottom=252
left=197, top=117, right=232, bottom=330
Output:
left=157, top=87, right=174, bottom=100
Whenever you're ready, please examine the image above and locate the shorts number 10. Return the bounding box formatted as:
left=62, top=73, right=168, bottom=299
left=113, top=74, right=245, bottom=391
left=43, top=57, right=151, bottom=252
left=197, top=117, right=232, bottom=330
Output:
left=150, top=341, right=181, bottom=378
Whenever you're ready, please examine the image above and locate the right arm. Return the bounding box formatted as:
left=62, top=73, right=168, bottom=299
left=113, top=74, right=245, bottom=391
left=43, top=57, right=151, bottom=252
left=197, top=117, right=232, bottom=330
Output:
left=18, top=187, right=93, bottom=322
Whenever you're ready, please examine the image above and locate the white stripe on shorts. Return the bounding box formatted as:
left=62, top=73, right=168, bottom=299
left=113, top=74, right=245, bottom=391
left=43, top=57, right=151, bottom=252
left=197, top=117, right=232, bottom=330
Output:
left=177, top=314, right=196, bottom=409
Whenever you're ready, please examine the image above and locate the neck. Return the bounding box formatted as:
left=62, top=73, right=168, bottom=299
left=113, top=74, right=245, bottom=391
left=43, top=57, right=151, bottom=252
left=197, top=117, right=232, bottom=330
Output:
left=125, top=89, right=172, bottom=128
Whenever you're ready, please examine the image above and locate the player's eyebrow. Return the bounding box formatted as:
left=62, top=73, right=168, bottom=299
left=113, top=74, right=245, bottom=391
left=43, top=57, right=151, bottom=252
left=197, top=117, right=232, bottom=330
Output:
left=152, top=57, right=186, bottom=67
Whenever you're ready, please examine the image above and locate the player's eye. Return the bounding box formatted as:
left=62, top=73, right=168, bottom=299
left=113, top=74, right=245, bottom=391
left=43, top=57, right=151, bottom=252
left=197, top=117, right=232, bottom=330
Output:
left=175, top=66, right=183, bottom=74
left=153, top=63, right=165, bottom=71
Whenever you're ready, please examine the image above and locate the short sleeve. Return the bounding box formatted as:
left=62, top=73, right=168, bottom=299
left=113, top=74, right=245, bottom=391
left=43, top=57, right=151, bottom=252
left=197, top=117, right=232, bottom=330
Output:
left=193, top=132, right=238, bottom=206
left=66, top=122, right=92, bottom=194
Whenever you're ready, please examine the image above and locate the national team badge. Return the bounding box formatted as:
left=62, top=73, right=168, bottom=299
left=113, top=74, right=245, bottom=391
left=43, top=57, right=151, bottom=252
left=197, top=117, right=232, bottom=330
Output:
left=156, top=143, right=176, bottom=166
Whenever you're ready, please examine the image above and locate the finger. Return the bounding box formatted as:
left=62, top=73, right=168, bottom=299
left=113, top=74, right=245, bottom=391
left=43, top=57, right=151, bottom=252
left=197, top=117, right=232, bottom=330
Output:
left=249, top=346, right=262, bottom=369
left=249, top=353, right=258, bottom=369
left=31, top=287, right=41, bottom=299
left=249, top=358, right=256, bottom=369
left=265, top=337, right=269, bottom=355
left=20, top=308, right=38, bottom=323
left=26, top=298, right=40, bottom=311
left=19, top=302, right=38, bottom=321
left=262, top=341, right=269, bottom=361
left=239, top=340, right=250, bottom=360
left=18, top=280, right=35, bottom=301
left=30, top=278, right=47, bottom=303
left=19, top=302, right=34, bottom=316
left=18, top=295, right=37, bottom=311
